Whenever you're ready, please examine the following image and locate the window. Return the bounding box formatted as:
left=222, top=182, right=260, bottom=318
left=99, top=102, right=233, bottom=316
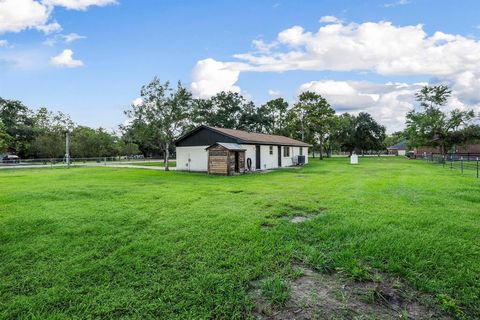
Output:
left=283, top=146, right=290, bottom=157
left=269, top=146, right=273, bottom=155
left=300, top=147, right=303, bottom=156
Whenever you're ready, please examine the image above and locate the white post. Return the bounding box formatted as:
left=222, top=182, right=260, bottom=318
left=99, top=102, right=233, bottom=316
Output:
left=65, top=131, right=70, bottom=168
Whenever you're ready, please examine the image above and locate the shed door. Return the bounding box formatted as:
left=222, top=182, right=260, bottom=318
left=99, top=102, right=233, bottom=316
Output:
left=255, top=145, right=261, bottom=169
left=277, top=146, right=282, bottom=167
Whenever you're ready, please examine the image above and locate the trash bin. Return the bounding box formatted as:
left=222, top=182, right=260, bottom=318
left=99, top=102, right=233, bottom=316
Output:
left=350, top=153, right=358, bottom=165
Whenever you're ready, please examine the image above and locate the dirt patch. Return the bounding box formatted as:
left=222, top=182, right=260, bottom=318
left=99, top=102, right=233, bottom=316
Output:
left=250, top=266, right=450, bottom=320
left=290, top=216, right=314, bottom=223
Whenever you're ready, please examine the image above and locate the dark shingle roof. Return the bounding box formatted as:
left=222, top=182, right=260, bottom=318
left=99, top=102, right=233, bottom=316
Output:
left=207, top=126, right=311, bottom=147
left=388, top=141, right=407, bottom=150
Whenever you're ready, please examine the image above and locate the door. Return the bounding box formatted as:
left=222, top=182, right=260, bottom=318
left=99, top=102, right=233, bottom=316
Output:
left=278, top=146, right=282, bottom=167
left=255, top=145, right=261, bottom=169
left=234, top=152, right=239, bottom=173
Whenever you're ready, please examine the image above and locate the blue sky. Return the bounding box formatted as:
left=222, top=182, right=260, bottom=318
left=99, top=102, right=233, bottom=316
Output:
left=1, top=0, right=480, bottom=132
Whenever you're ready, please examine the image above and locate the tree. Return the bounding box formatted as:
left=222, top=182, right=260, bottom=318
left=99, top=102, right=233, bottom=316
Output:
left=0, top=97, right=36, bottom=157
left=293, top=91, right=335, bottom=159
left=0, top=120, right=12, bottom=153
left=354, top=112, right=386, bottom=155
left=30, top=108, right=75, bottom=158
left=258, top=98, right=289, bottom=134
left=125, top=78, right=192, bottom=170
left=384, top=131, right=406, bottom=148
left=192, top=92, right=250, bottom=130
left=329, top=113, right=356, bottom=155
left=406, top=85, right=475, bottom=154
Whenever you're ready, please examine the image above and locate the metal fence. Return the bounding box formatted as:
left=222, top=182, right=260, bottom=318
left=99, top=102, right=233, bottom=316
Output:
left=0, top=156, right=173, bottom=168
left=423, top=153, right=480, bottom=178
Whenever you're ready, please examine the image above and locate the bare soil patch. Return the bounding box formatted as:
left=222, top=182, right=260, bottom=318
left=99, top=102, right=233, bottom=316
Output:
left=250, top=266, right=450, bottom=320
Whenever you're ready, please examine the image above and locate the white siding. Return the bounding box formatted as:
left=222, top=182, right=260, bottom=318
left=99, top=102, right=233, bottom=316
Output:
left=176, top=144, right=309, bottom=172
left=176, top=146, right=209, bottom=171
left=243, top=144, right=256, bottom=171
left=398, top=149, right=406, bottom=156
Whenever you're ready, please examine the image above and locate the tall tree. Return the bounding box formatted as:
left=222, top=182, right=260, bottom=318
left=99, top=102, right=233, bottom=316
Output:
left=294, top=91, right=335, bottom=159
left=0, top=120, right=12, bottom=153
left=125, top=78, right=192, bottom=170
left=192, top=91, right=249, bottom=129
left=406, top=85, right=475, bottom=154
left=355, top=112, right=386, bottom=154
left=259, top=98, right=289, bottom=134
left=0, top=98, right=36, bottom=157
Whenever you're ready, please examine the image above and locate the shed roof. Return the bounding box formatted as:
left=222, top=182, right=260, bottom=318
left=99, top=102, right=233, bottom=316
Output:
left=175, top=125, right=311, bottom=147
left=205, top=142, right=246, bottom=151
left=387, top=141, right=407, bottom=150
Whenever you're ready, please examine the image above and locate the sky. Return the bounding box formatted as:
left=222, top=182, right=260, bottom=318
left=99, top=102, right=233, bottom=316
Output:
left=1, top=0, right=480, bottom=133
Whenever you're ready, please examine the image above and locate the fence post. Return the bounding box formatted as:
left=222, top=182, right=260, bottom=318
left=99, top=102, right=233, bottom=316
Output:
left=443, top=155, right=445, bottom=168
left=461, top=157, right=464, bottom=174
left=477, top=157, right=479, bottom=178
left=450, top=156, right=453, bottom=169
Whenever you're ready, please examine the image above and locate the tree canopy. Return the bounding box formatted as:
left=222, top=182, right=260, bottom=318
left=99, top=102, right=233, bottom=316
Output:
left=406, top=85, right=476, bottom=154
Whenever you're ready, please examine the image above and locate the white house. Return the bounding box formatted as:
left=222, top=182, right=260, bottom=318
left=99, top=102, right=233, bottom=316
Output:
left=174, top=125, right=311, bottom=174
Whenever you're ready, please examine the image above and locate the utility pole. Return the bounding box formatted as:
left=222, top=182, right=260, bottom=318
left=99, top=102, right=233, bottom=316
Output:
left=65, top=131, right=70, bottom=168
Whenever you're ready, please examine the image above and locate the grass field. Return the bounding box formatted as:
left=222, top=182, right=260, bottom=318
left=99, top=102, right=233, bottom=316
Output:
left=1, top=158, right=479, bottom=319
left=123, top=160, right=176, bottom=167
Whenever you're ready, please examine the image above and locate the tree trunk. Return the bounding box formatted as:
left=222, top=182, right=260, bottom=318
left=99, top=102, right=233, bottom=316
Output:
left=319, top=139, right=324, bottom=160
left=164, top=142, right=170, bottom=171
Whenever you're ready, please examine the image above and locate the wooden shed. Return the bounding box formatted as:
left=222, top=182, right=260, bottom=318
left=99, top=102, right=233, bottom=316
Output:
left=206, top=143, right=246, bottom=175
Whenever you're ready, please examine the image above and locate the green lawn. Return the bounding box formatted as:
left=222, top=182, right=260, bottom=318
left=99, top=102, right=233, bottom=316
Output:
left=0, top=158, right=479, bottom=319
left=123, top=160, right=176, bottom=167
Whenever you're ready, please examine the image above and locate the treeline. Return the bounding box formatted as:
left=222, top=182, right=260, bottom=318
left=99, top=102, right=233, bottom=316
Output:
left=123, top=78, right=387, bottom=162
left=0, top=98, right=139, bottom=159
left=4, top=78, right=475, bottom=161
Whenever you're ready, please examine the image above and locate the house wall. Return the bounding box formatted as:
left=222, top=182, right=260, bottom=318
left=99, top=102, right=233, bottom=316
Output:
left=177, top=145, right=309, bottom=172
left=398, top=149, right=406, bottom=156
left=176, top=146, right=209, bottom=171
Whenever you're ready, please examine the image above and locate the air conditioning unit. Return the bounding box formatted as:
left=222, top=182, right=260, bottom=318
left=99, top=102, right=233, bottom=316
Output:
left=297, top=155, right=305, bottom=165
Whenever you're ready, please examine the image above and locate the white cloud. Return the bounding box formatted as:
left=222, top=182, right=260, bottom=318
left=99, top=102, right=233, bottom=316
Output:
left=42, top=0, right=117, bottom=11
left=232, top=21, right=480, bottom=76
left=252, top=39, right=278, bottom=53
left=319, top=15, right=341, bottom=24
left=43, top=32, right=86, bottom=46
left=0, top=0, right=116, bottom=34
left=0, top=39, right=8, bottom=46
left=0, top=0, right=52, bottom=33
left=62, top=32, right=86, bottom=42
left=132, top=97, right=143, bottom=107
left=50, top=49, right=83, bottom=68
left=384, top=0, right=410, bottom=8
left=190, top=58, right=246, bottom=98
left=35, top=21, right=62, bottom=34
left=268, top=89, right=282, bottom=98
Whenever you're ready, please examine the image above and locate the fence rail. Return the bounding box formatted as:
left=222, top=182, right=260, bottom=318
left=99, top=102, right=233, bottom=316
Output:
left=0, top=156, right=174, bottom=168
left=423, top=153, right=480, bottom=178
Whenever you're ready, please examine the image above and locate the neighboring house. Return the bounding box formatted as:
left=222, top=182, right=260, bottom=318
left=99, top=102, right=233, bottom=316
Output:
left=174, top=125, right=311, bottom=174
left=387, top=141, right=407, bottom=156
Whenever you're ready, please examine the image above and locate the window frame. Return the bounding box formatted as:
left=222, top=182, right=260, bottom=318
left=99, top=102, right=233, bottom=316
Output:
left=269, top=145, right=273, bottom=155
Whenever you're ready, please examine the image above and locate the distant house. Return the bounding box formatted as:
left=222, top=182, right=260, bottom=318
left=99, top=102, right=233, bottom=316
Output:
left=174, top=125, right=311, bottom=175
left=387, top=141, right=407, bottom=156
